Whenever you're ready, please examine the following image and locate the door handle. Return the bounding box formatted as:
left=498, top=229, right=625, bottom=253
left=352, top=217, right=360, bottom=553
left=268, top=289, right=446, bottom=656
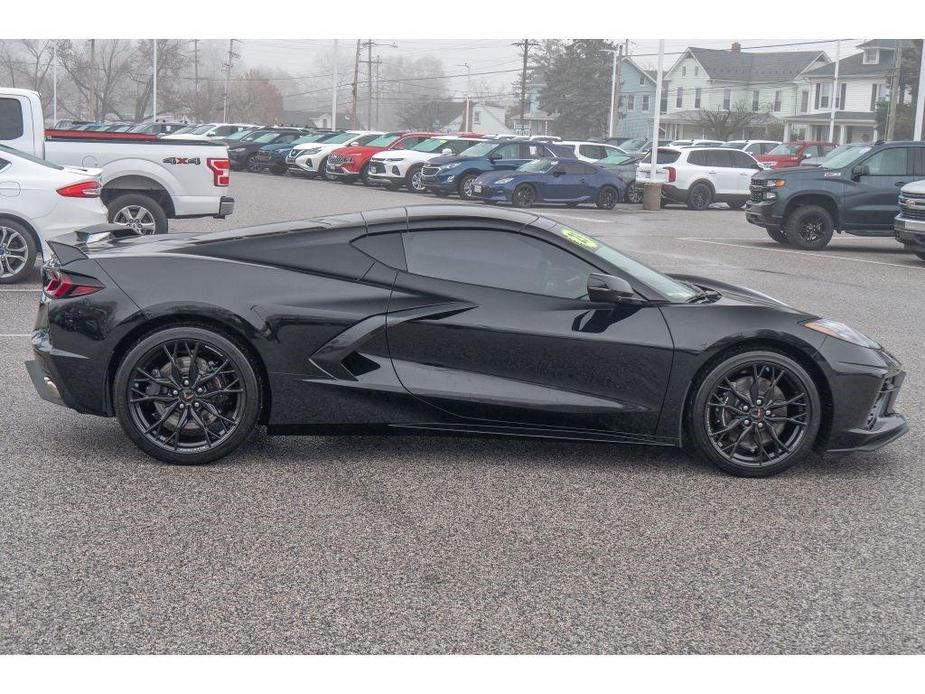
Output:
left=707, top=170, right=717, bottom=174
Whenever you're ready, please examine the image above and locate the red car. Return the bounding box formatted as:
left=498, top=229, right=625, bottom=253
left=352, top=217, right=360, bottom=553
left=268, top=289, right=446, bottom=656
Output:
left=325, top=131, right=437, bottom=184
left=756, top=141, right=836, bottom=169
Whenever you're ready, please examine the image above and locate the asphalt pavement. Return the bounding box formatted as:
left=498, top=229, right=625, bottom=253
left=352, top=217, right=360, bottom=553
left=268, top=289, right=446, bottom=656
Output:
left=1, top=172, right=923, bottom=653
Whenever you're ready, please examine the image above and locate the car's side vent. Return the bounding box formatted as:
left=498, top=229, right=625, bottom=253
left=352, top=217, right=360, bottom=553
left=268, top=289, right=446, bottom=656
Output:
left=341, top=352, right=380, bottom=378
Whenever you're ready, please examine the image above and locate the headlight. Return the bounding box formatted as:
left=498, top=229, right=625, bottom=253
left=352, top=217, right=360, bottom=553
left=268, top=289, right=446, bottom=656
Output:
left=766, top=179, right=786, bottom=188
left=302, top=147, right=322, bottom=155
left=804, top=318, right=881, bottom=349
left=495, top=177, right=513, bottom=184
left=440, top=162, right=461, bottom=171
left=341, top=157, right=354, bottom=164
left=383, top=157, right=404, bottom=162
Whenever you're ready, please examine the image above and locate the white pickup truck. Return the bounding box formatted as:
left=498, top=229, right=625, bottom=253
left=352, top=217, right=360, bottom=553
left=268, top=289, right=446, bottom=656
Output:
left=0, top=87, right=234, bottom=235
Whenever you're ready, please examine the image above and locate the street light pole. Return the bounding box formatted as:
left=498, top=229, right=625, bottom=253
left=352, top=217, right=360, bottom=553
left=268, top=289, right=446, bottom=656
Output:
left=331, top=39, right=338, bottom=130
left=52, top=41, right=57, bottom=124
left=828, top=39, right=840, bottom=143
left=152, top=39, right=157, bottom=121
left=915, top=41, right=925, bottom=141
left=650, top=41, right=665, bottom=175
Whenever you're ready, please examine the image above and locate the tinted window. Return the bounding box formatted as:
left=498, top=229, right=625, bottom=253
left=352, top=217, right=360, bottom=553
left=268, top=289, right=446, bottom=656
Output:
left=0, top=98, right=24, bottom=140
left=494, top=143, right=522, bottom=159
left=864, top=148, right=909, bottom=176
left=651, top=149, right=681, bottom=164
left=706, top=150, right=734, bottom=167
left=402, top=229, right=596, bottom=299
left=559, top=161, right=594, bottom=175
left=579, top=144, right=607, bottom=159
left=524, top=143, right=548, bottom=158
left=687, top=150, right=709, bottom=166
left=730, top=151, right=759, bottom=169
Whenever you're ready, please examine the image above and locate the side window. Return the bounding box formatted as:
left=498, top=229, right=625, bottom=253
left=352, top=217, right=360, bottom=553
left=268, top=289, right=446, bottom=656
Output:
left=864, top=148, right=909, bottom=176
left=352, top=232, right=406, bottom=270
left=0, top=157, right=10, bottom=172
left=524, top=143, right=547, bottom=158
left=402, top=229, right=597, bottom=299
left=579, top=144, right=606, bottom=160
left=559, top=161, right=588, bottom=175
left=706, top=150, right=734, bottom=167
left=0, top=97, right=25, bottom=141
left=213, top=126, right=234, bottom=136
left=278, top=134, right=299, bottom=144
left=450, top=140, right=473, bottom=154
left=494, top=143, right=521, bottom=159
left=731, top=151, right=760, bottom=169
left=687, top=151, right=709, bottom=166
left=400, top=136, right=426, bottom=149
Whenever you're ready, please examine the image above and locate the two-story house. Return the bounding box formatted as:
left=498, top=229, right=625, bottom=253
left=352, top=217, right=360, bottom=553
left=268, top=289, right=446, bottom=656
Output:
left=658, top=43, right=830, bottom=140
left=784, top=40, right=899, bottom=144
left=615, top=57, right=660, bottom=139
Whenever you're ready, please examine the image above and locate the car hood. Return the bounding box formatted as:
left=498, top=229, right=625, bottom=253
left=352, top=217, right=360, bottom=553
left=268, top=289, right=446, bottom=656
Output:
left=475, top=170, right=530, bottom=184
left=259, top=142, right=294, bottom=152
left=371, top=148, right=437, bottom=162
left=332, top=145, right=382, bottom=157
left=428, top=154, right=477, bottom=167
left=669, top=274, right=801, bottom=311
left=751, top=166, right=839, bottom=182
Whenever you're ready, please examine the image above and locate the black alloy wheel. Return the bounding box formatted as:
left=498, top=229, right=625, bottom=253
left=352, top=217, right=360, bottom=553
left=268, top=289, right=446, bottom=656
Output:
left=784, top=205, right=834, bottom=250
left=624, top=185, right=643, bottom=204
left=687, top=182, right=713, bottom=210
left=690, top=351, right=820, bottom=477
left=596, top=185, right=619, bottom=209
left=458, top=173, right=478, bottom=200
left=766, top=227, right=789, bottom=245
left=245, top=154, right=261, bottom=173
left=114, top=327, right=260, bottom=465
left=511, top=184, right=536, bottom=208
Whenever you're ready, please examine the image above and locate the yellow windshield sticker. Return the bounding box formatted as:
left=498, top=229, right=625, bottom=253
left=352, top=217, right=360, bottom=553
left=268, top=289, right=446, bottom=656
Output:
left=559, top=227, right=599, bottom=251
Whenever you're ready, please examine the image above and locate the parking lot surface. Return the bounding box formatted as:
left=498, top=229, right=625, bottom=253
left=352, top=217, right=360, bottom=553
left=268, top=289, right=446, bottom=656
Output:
left=2, top=172, right=924, bottom=653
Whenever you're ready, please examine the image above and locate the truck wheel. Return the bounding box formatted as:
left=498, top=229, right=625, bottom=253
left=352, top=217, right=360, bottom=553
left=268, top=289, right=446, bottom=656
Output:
left=766, top=227, right=789, bottom=245
left=108, top=193, right=168, bottom=235
left=784, top=205, right=833, bottom=250
left=0, top=220, right=37, bottom=284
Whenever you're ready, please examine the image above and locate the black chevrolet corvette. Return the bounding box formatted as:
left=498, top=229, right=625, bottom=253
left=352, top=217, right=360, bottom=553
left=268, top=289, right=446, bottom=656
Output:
left=26, top=206, right=906, bottom=476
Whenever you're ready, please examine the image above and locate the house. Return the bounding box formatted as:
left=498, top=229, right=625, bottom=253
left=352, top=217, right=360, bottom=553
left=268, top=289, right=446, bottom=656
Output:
left=279, top=109, right=354, bottom=129
left=658, top=43, right=830, bottom=140
left=783, top=40, right=901, bottom=144
left=426, top=101, right=512, bottom=136
left=509, top=82, right=557, bottom=136
left=615, top=58, right=660, bottom=139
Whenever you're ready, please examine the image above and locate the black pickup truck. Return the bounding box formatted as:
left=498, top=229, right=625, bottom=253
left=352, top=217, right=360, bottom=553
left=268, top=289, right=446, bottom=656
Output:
left=745, top=141, right=925, bottom=249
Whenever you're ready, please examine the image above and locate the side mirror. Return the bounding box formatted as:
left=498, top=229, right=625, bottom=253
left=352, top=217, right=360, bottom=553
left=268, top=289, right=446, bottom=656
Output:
left=552, top=169, right=565, bottom=177
left=852, top=164, right=870, bottom=179
left=442, top=148, right=452, bottom=154
left=488, top=153, right=502, bottom=161
left=587, top=273, right=637, bottom=303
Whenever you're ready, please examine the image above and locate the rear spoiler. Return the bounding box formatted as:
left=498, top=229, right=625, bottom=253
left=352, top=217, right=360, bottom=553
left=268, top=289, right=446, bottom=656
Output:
left=47, top=224, right=142, bottom=264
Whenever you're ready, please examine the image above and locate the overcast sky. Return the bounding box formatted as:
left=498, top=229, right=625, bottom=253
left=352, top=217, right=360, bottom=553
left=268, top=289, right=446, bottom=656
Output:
left=241, top=38, right=859, bottom=103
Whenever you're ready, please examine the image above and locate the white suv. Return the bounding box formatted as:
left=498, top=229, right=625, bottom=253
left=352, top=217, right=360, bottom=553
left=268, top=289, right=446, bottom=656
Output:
left=287, top=131, right=382, bottom=180
left=367, top=135, right=485, bottom=192
left=553, top=141, right=626, bottom=163
left=722, top=140, right=781, bottom=156
left=635, top=146, right=763, bottom=210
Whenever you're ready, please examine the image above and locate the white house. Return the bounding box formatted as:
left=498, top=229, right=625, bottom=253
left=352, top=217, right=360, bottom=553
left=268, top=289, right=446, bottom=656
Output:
left=784, top=40, right=900, bottom=144
left=658, top=43, right=830, bottom=140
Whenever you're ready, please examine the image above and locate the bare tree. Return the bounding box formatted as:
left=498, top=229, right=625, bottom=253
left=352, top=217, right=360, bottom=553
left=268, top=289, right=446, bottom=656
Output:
left=692, top=102, right=768, bottom=140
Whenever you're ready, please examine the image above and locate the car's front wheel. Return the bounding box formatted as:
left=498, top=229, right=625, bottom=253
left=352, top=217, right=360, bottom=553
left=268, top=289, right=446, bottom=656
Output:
left=689, top=350, right=820, bottom=477
left=624, top=185, right=643, bottom=204
left=784, top=205, right=834, bottom=250
left=511, top=183, right=536, bottom=208
left=245, top=154, right=261, bottom=173
left=0, top=220, right=37, bottom=284
left=916, top=252, right=925, bottom=262
left=113, top=326, right=261, bottom=465
left=596, top=185, right=619, bottom=209
left=766, top=227, right=789, bottom=245
left=405, top=166, right=426, bottom=193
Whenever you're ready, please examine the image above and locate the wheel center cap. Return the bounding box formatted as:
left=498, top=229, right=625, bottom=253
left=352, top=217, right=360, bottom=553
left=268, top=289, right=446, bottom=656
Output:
left=181, top=389, right=195, bottom=403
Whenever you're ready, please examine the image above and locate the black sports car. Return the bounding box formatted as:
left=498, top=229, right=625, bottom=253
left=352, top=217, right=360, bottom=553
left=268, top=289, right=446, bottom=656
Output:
left=27, top=206, right=906, bottom=476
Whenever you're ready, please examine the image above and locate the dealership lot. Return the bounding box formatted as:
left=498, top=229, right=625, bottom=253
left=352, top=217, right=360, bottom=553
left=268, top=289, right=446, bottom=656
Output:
left=2, top=172, right=924, bottom=654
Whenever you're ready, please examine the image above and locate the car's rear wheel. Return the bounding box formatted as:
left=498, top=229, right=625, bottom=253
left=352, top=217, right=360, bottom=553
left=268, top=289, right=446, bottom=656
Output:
left=766, top=227, right=789, bottom=245
left=359, top=162, right=371, bottom=185
left=0, top=220, right=36, bottom=284
left=687, top=182, right=713, bottom=210
left=624, top=185, right=643, bottom=204
left=784, top=205, right=834, bottom=250
left=511, top=183, right=536, bottom=208
left=596, top=185, right=619, bottom=209
left=458, top=173, right=478, bottom=200
left=318, top=157, right=332, bottom=181
left=108, top=193, right=168, bottom=235
left=114, top=327, right=261, bottom=465
left=405, top=166, right=426, bottom=193
left=689, top=350, right=820, bottom=477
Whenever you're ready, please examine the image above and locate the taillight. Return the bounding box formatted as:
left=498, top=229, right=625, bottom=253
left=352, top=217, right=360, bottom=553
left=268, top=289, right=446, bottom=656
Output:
left=57, top=180, right=101, bottom=198
left=43, top=269, right=103, bottom=299
left=665, top=166, right=676, bottom=183
left=207, top=158, right=231, bottom=186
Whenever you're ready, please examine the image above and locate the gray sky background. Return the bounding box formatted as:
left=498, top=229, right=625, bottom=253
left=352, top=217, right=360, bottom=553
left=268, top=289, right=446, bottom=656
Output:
left=241, top=38, right=859, bottom=103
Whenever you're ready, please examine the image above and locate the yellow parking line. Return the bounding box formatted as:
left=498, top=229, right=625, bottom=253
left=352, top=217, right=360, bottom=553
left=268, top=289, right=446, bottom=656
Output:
left=679, top=237, right=925, bottom=271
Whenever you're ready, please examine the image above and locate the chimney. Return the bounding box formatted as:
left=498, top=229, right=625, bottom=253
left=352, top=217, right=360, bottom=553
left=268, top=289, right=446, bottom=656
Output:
left=731, top=42, right=741, bottom=53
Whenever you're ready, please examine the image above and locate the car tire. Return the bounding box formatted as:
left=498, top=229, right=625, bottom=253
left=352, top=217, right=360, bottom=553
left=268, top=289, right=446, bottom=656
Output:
left=916, top=252, right=925, bottom=262
left=511, top=183, right=536, bottom=208
left=727, top=200, right=745, bottom=209
left=688, top=350, right=820, bottom=477
left=113, top=326, right=261, bottom=466
left=318, top=157, right=332, bottom=181
left=108, top=193, right=169, bottom=235
left=405, top=165, right=426, bottom=193
left=0, top=219, right=37, bottom=284
left=359, top=163, right=371, bottom=186
left=767, top=227, right=789, bottom=245
left=596, top=185, right=619, bottom=209
left=686, top=182, right=713, bottom=210
left=458, top=173, right=478, bottom=200
left=784, top=205, right=834, bottom=250
left=245, top=154, right=261, bottom=173
left=624, top=185, right=643, bottom=204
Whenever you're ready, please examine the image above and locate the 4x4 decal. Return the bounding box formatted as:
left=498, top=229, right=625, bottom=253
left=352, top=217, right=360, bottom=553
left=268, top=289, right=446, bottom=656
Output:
left=162, top=156, right=201, bottom=165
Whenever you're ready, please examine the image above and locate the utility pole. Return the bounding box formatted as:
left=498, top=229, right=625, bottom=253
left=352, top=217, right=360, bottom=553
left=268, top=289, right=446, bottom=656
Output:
left=152, top=39, right=158, bottom=121
left=828, top=39, right=840, bottom=143
left=367, top=39, right=373, bottom=131
left=649, top=40, right=665, bottom=176
left=886, top=40, right=903, bottom=141
left=915, top=40, right=925, bottom=141
left=192, top=39, right=200, bottom=121
left=52, top=41, right=57, bottom=124
left=458, top=63, right=471, bottom=131
left=352, top=39, right=360, bottom=128
left=331, top=40, right=338, bottom=131
left=375, top=55, right=382, bottom=129
left=513, top=39, right=538, bottom=133
left=222, top=39, right=239, bottom=123
left=89, top=39, right=96, bottom=120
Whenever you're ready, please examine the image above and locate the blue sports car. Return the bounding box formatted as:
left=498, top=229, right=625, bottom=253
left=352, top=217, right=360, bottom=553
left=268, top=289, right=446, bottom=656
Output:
left=471, top=158, right=626, bottom=209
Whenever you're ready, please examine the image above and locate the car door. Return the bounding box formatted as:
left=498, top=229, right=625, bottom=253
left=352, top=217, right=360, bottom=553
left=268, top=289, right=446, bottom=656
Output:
left=844, top=146, right=915, bottom=229
left=686, top=150, right=720, bottom=192
left=728, top=150, right=762, bottom=194
left=544, top=161, right=586, bottom=200
left=385, top=224, right=675, bottom=437
left=488, top=142, right=527, bottom=171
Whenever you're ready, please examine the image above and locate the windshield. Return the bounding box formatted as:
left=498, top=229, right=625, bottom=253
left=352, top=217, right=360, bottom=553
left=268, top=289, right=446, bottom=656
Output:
left=597, top=153, right=633, bottom=166
left=554, top=225, right=697, bottom=302
left=818, top=145, right=872, bottom=169
left=291, top=134, right=324, bottom=145
left=225, top=129, right=256, bottom=141
left=188, top=124, right=216, bottom=135
left=459, top=141, right=498, bottom=158
left=365, top=134, right=401, bottom=148
left=410, top=138, right=451, bottom=153
left=0, top=144, right=65, bottom=170
left=621, top=137, right=648, bottom=151
left=768, top=143, right=801, bottom=155
left=324, top=131, right=363, bottom=145
left=518, top=158, right=556, bottom=173
left=168, top=125, right=197, bottom=136
left=253, top=131, right=285, bottom=143
left=722, top=141, right=746, bottom=148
